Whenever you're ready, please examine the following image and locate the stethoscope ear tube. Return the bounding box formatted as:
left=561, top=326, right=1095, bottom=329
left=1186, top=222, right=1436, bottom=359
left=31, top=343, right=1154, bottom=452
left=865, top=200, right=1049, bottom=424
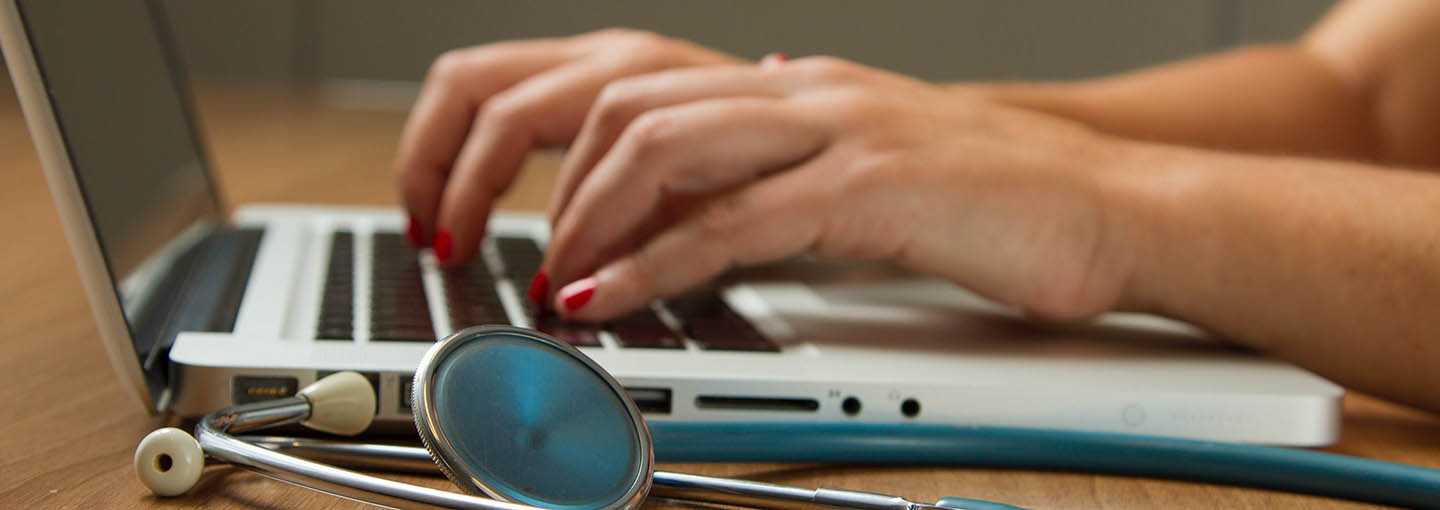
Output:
left=136, top=391, right=565, bottom=510
left=647, top=422, right=1440, bottom=509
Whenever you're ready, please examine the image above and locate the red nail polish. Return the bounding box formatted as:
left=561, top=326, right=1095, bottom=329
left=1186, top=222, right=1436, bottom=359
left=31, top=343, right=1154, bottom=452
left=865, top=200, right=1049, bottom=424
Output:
left=761, top=52, right=789, bottom=69
left=406, top=215, right=423, bottom=247
left=527, top=270, right=550, bottom=310
left=434, top=230, right=453, bottom=263
left=559, top=277, right=597, bottom=312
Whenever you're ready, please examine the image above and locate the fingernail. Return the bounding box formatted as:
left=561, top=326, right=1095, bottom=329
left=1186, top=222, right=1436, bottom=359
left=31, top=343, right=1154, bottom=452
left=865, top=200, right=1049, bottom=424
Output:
left=558, top=277, right=597, bottom=312
left=527, top=270, right=550, bottom=310
left=406, top=215, right=423, bottom=247
left=761, top=52, right=789, bottom=68
left=434, top=229, right=453, bottom=264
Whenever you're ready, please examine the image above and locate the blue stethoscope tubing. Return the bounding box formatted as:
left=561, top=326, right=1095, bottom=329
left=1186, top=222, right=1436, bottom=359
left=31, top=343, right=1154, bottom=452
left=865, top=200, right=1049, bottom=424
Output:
left=649, top=422, right=1440, bottom=508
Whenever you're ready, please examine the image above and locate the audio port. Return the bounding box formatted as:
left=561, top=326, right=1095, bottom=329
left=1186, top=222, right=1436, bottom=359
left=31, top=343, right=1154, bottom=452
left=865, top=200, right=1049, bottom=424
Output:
left=842, top=397, right=861, bottom=416
left=900, top=398, right=920, bottom=418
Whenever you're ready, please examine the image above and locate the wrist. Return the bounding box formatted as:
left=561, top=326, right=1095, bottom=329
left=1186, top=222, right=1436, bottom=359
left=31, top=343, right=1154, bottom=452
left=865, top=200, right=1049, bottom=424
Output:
left=1090, top=138, right=1219, bottom=316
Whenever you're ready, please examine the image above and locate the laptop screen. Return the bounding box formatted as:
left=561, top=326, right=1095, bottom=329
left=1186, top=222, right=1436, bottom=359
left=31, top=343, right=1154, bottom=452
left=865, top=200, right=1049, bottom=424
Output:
left=17, top=0, right=222, bottom=313
left=18, top=0, right=221, bottom=278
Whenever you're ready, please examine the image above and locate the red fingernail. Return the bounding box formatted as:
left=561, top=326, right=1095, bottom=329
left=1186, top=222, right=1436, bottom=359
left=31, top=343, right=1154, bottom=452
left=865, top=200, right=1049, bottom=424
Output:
left=527, top=270, right=550, bottom=310
left=558, top=277, right=597, bottom=312
left=406, top=215, right=423, bottom=247
left=771, top=52, right=789, bottom=63
left=434, top=230, right=453, bottom=264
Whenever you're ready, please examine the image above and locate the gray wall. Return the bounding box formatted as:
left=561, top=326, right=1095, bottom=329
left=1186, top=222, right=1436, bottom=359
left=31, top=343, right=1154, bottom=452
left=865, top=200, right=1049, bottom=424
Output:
left=165, top=1, right=1335, bottom=85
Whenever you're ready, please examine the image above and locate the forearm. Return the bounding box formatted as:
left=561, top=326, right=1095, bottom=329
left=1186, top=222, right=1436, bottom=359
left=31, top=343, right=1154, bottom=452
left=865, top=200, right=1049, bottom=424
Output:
left=1104, top=141, right=1440, bottom=411
left=960, top=45, right=1380, bottom=162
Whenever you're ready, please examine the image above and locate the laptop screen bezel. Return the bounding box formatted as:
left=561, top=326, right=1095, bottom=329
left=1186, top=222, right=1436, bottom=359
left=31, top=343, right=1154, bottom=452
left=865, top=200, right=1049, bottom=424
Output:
left=0, top=0, right=229, bottom=414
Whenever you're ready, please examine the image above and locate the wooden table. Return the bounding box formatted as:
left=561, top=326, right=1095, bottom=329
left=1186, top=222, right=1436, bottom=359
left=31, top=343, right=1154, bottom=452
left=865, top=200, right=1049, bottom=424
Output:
left=3, top=84, right=1439, bottom=510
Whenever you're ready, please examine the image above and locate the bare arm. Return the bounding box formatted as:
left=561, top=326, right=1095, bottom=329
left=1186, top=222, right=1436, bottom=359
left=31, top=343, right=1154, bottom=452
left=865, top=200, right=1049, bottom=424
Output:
left=969, top=0, right=1440, bottom=169
left=984, top=0, right=1440, bottom=409
left=1105, top=141, right=1440, bottom=412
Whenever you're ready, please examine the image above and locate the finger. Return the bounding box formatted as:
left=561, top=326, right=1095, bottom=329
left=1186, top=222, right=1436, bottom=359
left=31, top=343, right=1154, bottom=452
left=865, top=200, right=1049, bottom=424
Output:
left=545, top=98, right=829, bottom=290
left=394, top=39, right=579, bottom=245
left=759, top=52, right=790, bottom=68
left=546, top=55, right=879, bottom=227
left=553, top=165, right=830, bottom=321
left=433, top=53, right=710, bottom=267
left=547, top=64, right=796, bottom=224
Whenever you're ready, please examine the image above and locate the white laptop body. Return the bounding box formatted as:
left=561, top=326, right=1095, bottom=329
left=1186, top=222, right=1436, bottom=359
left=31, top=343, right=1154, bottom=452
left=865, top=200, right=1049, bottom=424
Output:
left=2, top=0, right=1343, bottom=446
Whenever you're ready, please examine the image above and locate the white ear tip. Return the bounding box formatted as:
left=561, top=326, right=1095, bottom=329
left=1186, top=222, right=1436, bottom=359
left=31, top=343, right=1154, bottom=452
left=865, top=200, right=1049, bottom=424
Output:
left=299, top=371, right=376, bottom=436
left=134, top=427, right=204, bottom=497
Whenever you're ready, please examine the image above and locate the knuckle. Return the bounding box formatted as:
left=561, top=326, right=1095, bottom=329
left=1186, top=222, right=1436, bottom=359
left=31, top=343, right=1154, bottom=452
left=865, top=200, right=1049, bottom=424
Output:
left=479, top=91, right=535, bottom=130
left=591, top=79, right=649, bottom=132
left=426, top=49, right=474, bottom=86
left=620, top=111, right=682, bottom=161
left=610, top=28, right=667, bottom=47
left=839, top=150, right=909, bottom=194
left=589, top=27, right=649, bottom=41
left=605, top=29, right=685, bottom=64
left=794, top=56, right=862, bottom=81
left=821, top=91, right=886, bottom=126
left=587, top=28, right=665, bottom=51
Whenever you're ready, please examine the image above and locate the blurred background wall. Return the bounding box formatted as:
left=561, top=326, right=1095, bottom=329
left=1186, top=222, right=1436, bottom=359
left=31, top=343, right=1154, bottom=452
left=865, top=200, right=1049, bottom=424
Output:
left=14, top=1, right=1340, bottom=109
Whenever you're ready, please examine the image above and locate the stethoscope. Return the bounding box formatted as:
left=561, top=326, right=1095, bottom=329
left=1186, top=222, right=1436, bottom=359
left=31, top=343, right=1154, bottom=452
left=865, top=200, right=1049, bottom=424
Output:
left=134, top=325, right=1440, bottom=509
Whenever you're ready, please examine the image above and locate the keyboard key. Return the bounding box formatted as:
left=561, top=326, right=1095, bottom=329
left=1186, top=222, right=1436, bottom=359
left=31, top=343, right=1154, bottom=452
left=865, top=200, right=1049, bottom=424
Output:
left=442, top=261, right=509, bottom=328
left=534, top=314, right=601, bottom=346
left=315, top=231, right=354, bottom=341
left=370, top=233, right=435, bottom=342
left=609, top=309, right=684, bottom=349
left=666, top=289, right=778, bottom=352
left=371, top=325, right=438, bottom=342
left=494, top=236, right=543, bottom=314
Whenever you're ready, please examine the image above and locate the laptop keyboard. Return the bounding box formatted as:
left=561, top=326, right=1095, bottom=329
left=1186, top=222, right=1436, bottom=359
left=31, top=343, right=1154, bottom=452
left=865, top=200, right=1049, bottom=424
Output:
left=370, top=233, right=435, bottom=342
left=440, top=253, right=507, bottom=329
left=315, top=232, right=354, bottom=340
left=317, top=230, right=778, bottom=352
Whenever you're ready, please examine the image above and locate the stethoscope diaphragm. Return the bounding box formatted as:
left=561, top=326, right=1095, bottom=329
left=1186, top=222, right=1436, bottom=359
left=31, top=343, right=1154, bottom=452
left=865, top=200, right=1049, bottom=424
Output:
left=413, top=325, right=653, bottom=510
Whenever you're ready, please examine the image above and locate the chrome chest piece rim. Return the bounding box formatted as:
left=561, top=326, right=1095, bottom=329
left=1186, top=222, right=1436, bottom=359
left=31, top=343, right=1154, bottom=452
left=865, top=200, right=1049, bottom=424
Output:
left=412, top=325, right=654, bottom=510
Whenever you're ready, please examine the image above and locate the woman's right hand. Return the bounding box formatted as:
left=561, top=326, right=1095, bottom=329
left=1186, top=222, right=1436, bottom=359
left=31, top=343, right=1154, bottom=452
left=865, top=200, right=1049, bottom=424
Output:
left=394, top=29, right=743, bottom=267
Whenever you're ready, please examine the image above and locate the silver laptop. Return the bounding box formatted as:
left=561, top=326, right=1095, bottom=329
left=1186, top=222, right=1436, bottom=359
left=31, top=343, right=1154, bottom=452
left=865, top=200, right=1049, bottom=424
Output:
left=2, top=0, right=1343, bottom=445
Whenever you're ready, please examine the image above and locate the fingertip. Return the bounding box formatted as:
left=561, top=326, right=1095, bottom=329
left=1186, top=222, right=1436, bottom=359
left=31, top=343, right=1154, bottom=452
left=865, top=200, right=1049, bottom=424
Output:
left=433, top=229, right=453, bottom=264
left=556, top=276, right=597, bottom=314
left=527, top=270, right=550, bottom=311
left=406, top=215, right=426, bottom=248
left=759, top=52, right=789, bottom=69
left=554, top=264, right=655, bottom=322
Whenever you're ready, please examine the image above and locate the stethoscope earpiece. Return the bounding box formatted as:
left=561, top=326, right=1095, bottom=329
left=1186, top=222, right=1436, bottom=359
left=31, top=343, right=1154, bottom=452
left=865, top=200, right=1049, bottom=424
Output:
left=134, top=427, right=205, bottom=497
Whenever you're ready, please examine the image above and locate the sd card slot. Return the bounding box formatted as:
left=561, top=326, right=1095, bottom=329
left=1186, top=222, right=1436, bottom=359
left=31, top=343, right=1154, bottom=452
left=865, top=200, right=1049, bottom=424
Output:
left=695, top=395, right=819, bottom=412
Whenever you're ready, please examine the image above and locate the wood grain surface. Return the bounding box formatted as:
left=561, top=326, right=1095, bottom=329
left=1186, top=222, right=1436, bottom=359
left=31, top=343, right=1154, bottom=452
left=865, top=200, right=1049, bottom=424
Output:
left=2, top=84, right=1438, bottom=510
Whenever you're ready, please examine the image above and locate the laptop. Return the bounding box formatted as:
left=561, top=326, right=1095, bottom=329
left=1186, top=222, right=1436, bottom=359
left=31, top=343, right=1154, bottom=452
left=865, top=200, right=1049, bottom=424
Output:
left=2, top=0, right=1343, bottom=446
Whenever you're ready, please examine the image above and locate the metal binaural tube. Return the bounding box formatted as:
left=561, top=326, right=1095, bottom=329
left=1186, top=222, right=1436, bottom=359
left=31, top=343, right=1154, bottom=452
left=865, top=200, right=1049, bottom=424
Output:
left=196, top=396, right=548, bottom=510
left=244, top=435, right=933, bottom=510
left=244, top=435, right=440, bottom=473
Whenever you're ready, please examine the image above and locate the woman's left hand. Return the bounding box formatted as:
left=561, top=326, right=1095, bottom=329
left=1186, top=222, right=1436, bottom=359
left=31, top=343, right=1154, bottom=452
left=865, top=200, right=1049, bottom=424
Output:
left=540, top=56, right=1143, bottom=322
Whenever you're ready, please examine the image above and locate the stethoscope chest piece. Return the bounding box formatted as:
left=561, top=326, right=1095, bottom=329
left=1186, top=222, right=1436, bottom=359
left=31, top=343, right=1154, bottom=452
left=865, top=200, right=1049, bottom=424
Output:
left=413, top=325, right=654, bottom=510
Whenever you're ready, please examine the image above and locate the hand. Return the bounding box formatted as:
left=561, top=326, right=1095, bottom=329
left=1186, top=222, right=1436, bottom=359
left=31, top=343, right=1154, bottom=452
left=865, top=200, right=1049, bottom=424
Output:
left=542, top=56, right=1141, bottom=322
left=395, top=29, right=742, bottom=266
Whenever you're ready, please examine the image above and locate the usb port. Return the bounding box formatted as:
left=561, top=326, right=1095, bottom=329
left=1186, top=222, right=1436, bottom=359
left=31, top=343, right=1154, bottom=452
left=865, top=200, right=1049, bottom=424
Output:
left=400, top=376, right=414, bottom=413
left=625, top=387, right=672, bottom=414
